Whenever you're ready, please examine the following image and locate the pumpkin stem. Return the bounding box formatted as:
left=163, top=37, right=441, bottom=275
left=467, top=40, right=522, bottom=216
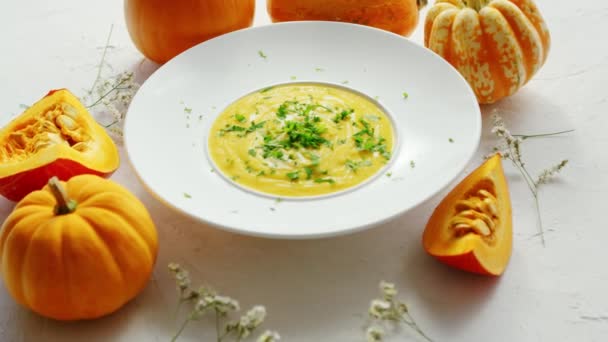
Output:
left=48, top=176, right=77, bottom=215
left=464, top=0, right=490, bottom=11
left=417, top=0, right=428, bottom=10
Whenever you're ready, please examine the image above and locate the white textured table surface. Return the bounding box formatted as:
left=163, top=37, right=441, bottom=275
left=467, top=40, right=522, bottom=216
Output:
left=1, top=1, right=607, bottom=341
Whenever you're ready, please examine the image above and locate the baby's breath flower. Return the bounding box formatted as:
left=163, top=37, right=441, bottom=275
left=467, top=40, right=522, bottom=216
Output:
left=380, top=281, right=397, bottom=300
left=168, top=263, right=191, bottom=293
left=369, top=299, right=391, bottom=319
left=366, top=325, right=384, bottom=342
left=488, top=111, right=571, bottom=246
left=536, top=160, right=569, bottom=186
left=168, top=264, right=279, bottom=342
left=366, top=281, right=433, bottom=342
left=213, top=295, right=240, bottom=314
left=236, top=306, right=267, bottom=338
left=257, top=330, right=281, bottom=342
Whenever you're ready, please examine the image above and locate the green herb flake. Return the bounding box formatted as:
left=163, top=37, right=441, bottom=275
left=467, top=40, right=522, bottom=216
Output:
left=235, top=113, right=246, bottom=122
left=403, top=92, right=409, bottom=99
left=183, top=193, right=192, bottom=199
left=286, top=170, right=300, bottom=181
left=449, top=138, right=455, bottom=143
left=410, top=160, right=416, bottom=168
left=314, top=178, right=335, bottom=184
left=248, top=149, right=257, bottom=157
left=333, top=108, right=354, bottom=123
left=304, top=167, right=313, bottom=180
left=290, top=76, right=297, bottom=80
left=315, top=67, right=324, bottom=72
left=258, top=50, right=267, bottom=59
left=184, top=107, right=192, bottom=114
left=386, top=172, right=392, bottom=178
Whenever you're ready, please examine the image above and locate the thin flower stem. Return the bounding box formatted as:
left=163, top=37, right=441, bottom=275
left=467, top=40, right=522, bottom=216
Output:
left=215, top=309, right=221, bottom=342
left=513, top=129, right=575, bottom=139
left=104, top=120, right=119, bottom=128
left=171, top=315, right=192, bottom=342
left=88, top=24, right=114, bottom=95
left=86, top=78, right=129, bottom=108
left=507, top=158, right=546, bottom=245
left=533, top=191, right=546, bottom=247
left=401, top=316, right=434, bottom=342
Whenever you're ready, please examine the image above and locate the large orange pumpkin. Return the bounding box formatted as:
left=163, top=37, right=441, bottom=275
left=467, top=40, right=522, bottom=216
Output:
left=267, top=0, right=427, bottom=37
left=422, top=154, right=512, bottom=276
left=124, top=0, right=256, bottom=64
left=424, top=0, right=551, bottom=104
left=0, top=175, right=158, bottom=320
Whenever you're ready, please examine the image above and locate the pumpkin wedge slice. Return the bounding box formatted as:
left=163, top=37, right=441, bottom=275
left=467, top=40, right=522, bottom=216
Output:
left=0, top=89, right=119, bottom=201
left=423, top=154, right=512, bottom=276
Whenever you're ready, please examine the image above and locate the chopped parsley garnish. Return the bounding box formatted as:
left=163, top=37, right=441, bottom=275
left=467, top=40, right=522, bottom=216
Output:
left=248, top=149, right=257, bottom=157
left=346, top=159, right=372, bottom=173
left=352, top=119, right=391, bottom=160
left=184, top=107, right=192, bottom=114
left=314, top=178, right=335, bottom=184
left=403, top=92, right=409, bottom=99
left=283, top=119, right=328, bottom=149
left=304, top=167, right=313, bottom=180
left=258, top=50, right=267, bottom=59
left=246, top=121, right=266, bottom=133
left=183, top=193, right=192, bottom=199
left=410, top=160, right=416, bottom=168
left=221, top=121, right=266, bottom=136
left=449, top=138, right=454, bottom=143
left=235, top=113, right=246, bottom=122
left=286, top=170, right=300, bottom=181
left=221, top=125, right=246, bottom=134
left=333, top=108, right=354, bottom=123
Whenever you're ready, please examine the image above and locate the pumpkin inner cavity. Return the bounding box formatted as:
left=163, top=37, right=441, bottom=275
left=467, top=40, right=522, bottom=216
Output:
left=450, top=179, right=498, bottom=244
left=0, top=102, right=91, bottom=163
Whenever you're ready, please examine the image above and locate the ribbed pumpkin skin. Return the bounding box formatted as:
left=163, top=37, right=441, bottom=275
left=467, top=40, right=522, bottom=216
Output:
left=424, top=0, right=550, bottom=104
left=0, top=175, right=158, bottom=321
left=124, top=0, right=255, bottom=64
left=268, top=0, right=422, bottom=37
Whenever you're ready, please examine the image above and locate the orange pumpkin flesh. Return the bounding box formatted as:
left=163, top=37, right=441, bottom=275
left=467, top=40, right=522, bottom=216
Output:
left=423, top=154, right=512, bottom=276
left=424, top=0, right=551, bottom=104
left=0, top=89, right=119, bottom=202
left=124, top=0, right=256, bottom=64
left=267, top=0, right=427, bottom=37
left=0, top=175, right=158, bottom=321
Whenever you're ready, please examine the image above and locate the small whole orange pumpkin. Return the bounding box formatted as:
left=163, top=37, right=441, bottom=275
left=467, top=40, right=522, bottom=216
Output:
left=267, top=0, right=428, bottom=37
left=124, top=0, right=256, bottom=64
left=0, top=175, right=158, bottom=320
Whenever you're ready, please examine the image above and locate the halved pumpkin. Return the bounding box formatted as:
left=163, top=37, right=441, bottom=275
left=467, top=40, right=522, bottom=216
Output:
left=0, top=89, right=119, bottom=201
left=422, top=154, right=512, bottom=276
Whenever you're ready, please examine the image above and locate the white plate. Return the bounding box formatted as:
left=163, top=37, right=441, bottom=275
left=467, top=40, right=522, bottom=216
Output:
left=124, top=21, right=481, bottom=239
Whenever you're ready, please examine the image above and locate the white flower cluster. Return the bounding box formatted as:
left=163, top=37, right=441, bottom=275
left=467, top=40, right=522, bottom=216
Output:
left=83, top=71, right=140, bottom=142
left=488, top=111, right=570, bottom=245
left=168, top=263, right=279, bottom=342
left=366, top=281, right=433, bottom=342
